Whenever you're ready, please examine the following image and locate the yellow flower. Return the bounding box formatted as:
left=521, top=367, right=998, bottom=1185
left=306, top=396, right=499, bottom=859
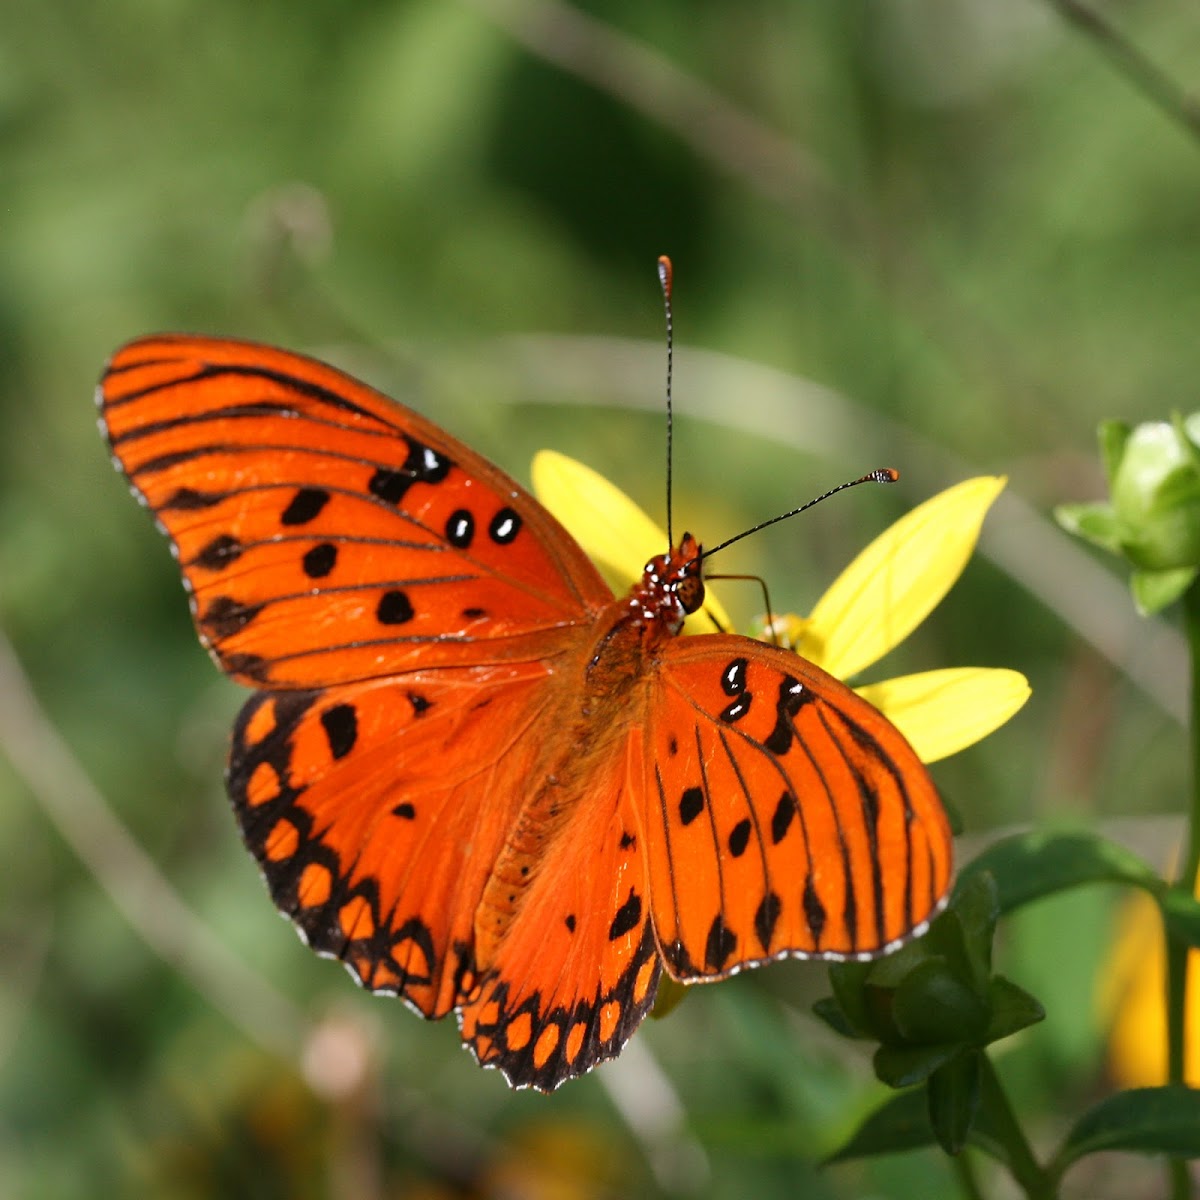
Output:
left=532, top=451, right=1029, bottom=763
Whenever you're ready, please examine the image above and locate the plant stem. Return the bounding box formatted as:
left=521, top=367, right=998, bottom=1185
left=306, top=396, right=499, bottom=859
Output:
left=1166, top=579, right=1200, bottom=1200
left=952, top=1148, right=987, bottom=1200
left=1181, top=578, right=1200, bottom=934
left=977, top=1054, right=1052, bottom=1200
left=1171, top=579, right=1200, bottom=1075
left=1045, top=0, right=1200, bottom=148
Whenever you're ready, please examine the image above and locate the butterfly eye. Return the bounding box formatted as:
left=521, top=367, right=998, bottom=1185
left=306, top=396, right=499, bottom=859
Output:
left=675, top=573, right=705, bottom=614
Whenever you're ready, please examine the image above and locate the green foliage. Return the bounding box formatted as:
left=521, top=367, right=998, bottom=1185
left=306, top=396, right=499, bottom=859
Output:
left=1054, top=1087, right=1200, bottom=1167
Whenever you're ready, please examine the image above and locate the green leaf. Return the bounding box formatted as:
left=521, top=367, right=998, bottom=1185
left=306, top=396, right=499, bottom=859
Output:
left=874, top=1043, right=961, bottom=1088
left=892, top=960, right=988, bottom=1045
left=824, top=1070, right=1021, bottom=1165
left=928, top=1052, right=980, bottom=1156
left=983, top=976, right=1045, bottom=1044
left=1053, top=501, right=1122, bottom=553
left=1055, top=1086, right=1200, bottom=1170
left=867, top=939, right=937, bottom=988
left=823, top=1088, right=935, bottom=1163
left=1160, top=887, right=1200, bottom=949
left=828, top=960, right=876, bottom=1037
left=811, top=996, right=864, bottom=1039
left=960, top=830, right=1161, bottom=913
left=1099, top=420, right=1132, bottom=487
left=1131, top=566, right=1196, bottom=615
left=945, top=870, right=999, bottom=989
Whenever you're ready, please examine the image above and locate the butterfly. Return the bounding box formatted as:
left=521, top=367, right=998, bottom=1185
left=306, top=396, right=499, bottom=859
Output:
left=98, top=328, right=952, bottom=1091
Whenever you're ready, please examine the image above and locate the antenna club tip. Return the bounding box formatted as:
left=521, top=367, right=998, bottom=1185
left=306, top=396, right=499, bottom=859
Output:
left=657, top=255, right=673, bottom=296
left=872, top=468, right=900, bottom=484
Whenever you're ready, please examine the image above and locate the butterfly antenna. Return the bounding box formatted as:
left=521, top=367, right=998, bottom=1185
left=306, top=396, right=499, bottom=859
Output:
left=699, top=468, right=900, bottom=564
left=658, top=254, right=675, bottom=549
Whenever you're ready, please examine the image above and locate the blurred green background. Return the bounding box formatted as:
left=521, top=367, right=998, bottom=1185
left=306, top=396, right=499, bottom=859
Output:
left=2, top=1, right=1199, bottom=1196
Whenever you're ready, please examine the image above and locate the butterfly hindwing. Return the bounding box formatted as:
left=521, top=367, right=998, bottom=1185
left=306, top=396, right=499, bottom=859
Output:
left=644, top=635, right=952, bottom=979
left=227, top=663, right=557, bottom=1019
left=99, top=336, right=610, bottom=688
left=458, top=779, right=662, bottom=1090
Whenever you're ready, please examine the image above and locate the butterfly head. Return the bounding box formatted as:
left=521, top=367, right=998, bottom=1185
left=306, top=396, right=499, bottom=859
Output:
left=633, top=532, right=704, bottom=635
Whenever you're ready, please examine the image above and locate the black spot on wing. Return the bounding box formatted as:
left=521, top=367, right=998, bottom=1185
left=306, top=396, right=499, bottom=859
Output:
left=663, top=937, right=696, bottom=977
left=445, top=509, right=474, bottom=548
left=369, top=468, right=408, bottom=505
left=376, top=590, right=414, bottom=625
left=194, top=533, right=242, bottom=571
left=718, top=657, right=753, bottom=723
left=163, top=486, right=225, bottom=511
left=608, top=889, right=642, bottom=940
left=679, top=786, right=704, bottom=826
left=803, top=877, right=827, bottom=946
left=764, top=674, right=808, bottom=755
left=771, top=792, right=795, bottom=844
left=727, top=818, right=752, bottom=858
left=302, top=542, right=337, bottom=578
left=755, top=892, right=781, bottom=951
left=705, top=914, right=737, bottom=972
left=201, top=595, right=264, bottom=639
left=221, top=651, right=270, bottom=683
left=320, top=704, right=357, bottom=760
left=369, top=437, right=454, bottom=505
left=488, top=506, right=522, bottom=545
left=281, top=487, right=330, bottom=526
left=720, top=658, right=748, bottom=696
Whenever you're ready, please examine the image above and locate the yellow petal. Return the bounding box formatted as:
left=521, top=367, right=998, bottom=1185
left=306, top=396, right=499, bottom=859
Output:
left=801, top=477, right=1007, bottom=680
left=854, top=667, right=1030, bottom=764
left=531, top=450, right=732, bottom=634
left=1102, top=874, right=1200, bottom=1087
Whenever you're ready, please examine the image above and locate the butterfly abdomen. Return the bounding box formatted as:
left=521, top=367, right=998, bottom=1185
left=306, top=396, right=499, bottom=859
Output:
left=472, top=605, right=660, bottom=962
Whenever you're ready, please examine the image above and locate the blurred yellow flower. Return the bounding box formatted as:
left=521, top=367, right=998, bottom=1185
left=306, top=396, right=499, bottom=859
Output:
left=532, top=451, right=1029, bottom=763
left=1102, top=879, right=1200, bottom=1086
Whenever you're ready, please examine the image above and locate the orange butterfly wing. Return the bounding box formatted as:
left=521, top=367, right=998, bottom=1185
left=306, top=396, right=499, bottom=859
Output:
left=227, top=667, right=554, bottom=1023
left=99, top=335, right=628, bottom=1071
left=645, top=636, right=952, bottom=976
left=100, top=335, right=610, bottom=687
left=457, top=781, right=662, bottom=1089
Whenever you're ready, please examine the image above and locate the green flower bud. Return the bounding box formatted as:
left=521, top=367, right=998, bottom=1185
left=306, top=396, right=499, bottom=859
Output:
left=1056, top=417, right=1200, bottom=614
left=813, top=873, right=1042, bottom=1080
left=1110, top=419, right=1200, bottom=570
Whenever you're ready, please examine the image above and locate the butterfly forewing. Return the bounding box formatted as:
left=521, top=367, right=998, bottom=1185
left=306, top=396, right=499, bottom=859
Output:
left=645, top=636, right=952, bottom=978
left=99, top=336, right=611, bottom=687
